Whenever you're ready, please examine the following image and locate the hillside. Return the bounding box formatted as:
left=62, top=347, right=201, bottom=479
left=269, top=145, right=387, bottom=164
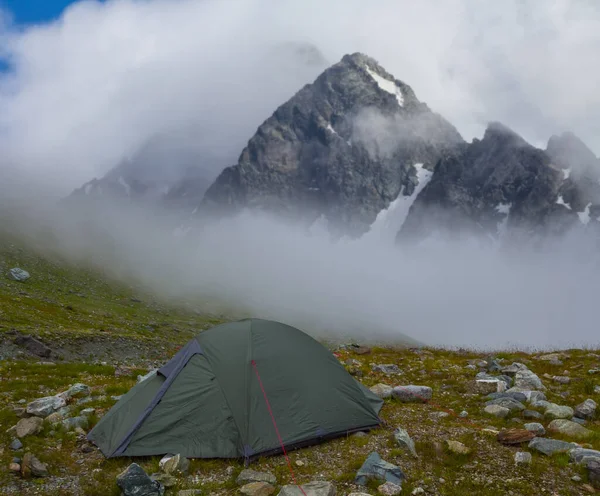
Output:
left=0, top=241, right=599, bottom=495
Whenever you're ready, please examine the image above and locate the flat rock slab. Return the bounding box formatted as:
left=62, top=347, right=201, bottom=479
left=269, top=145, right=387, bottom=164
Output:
left=277, top=481, right=336, bottom=496
left=237, top=469, right=277, bottom=485
left=355, top=452, right=405, bottom=486
left=528, top=437, right=579, bottom=456
left=8, top=268, right=30, bottom=282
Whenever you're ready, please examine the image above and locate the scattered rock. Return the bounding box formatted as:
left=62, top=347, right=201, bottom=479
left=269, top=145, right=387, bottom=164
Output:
left=57, top=383, right=90, bottom=401
left=393, top=427, right=417, bottom=457
left=547, top=419, right=593, bottom=439
left=116, top=463, right=165, bottom=496
left=353, top=346, right=372, bottom=355
left=355, top=452, right=405, bottom=486
left=429, top=411, right=449, bottom=420
left=476, top=372, right=511, bottom=389
left=515, top=452, right=532, bottom=465
left=370, top=384, right=393, bottom=399
left=475, top=380, right=505, bottom=394
left=524, top=423, right=545, bottom=436
left=240, top=482, right=276, bottom=496
left=9, top=462, right=20, bottom=473
left=26, top=396, right=66, bottom=418
left=544, top=403, right=574, bottom=420
left=485, top=397, right=525, bottom=412
left=159, top=453, right=190, bottom=475
left=487, top=391, right=527, bottom=402
left=372, top=364, right=401, bottom=375
left=392, top=385, right=432, bottom=403
left=575, top=399, right=597, bottom=420
left=528, top=391, right=547, bottom=403
left=569, top=448, right=600, bottom=465
left=278, top=481, right=336, bottom=495
left=15, top=417, right=43, bottom=438
left=514, top=369, right=545, bottom=390
left=446, top=440, right=471, bottom=455
left=571, top=416, right=587, bottom=425
left=553, top=376, right=570, bottom=384
left=8, top=268, right=30, bottom=282
left=459, top=410, right=468, bottom=418
left=523, top=410, right=543, bottom=420
left=484, top=405, right=510, bottom=418
left=537, top=353, right=564, bottom=365
left=595, top=386, right=600, bottom=394
left=10, top=439, right=23, bottom=450
left=497, top=429, right=535, bottom=445
left=378, top=481, right=403, bottom=495
left=237, top=469, right=277, bottom=486
left=13, top=335, right=51, bottom=358
left=528, top=437, right=578, bottom=456
left=501, top=363, right=528, bottom=376
left=21, top=453, right=48, bottom=478
left=81, top=408, right=95, bottom=416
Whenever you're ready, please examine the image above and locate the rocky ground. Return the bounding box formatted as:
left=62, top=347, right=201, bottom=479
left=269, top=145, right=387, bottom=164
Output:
left=1, top=242, right=600, bottom=495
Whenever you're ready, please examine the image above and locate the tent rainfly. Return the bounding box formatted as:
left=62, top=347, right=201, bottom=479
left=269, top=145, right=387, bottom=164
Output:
left=87, top=318, right=383, bottom=463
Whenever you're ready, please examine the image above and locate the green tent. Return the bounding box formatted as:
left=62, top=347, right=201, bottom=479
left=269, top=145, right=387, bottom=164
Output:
left=87, top=318, right=383, bottom=462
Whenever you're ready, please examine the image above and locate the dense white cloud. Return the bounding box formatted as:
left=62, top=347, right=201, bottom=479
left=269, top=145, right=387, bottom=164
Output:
left=0, top=0, right=599, bottom=194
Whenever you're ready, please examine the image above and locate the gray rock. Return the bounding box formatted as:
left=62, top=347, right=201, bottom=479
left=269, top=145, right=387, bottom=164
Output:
left=547, top=419, right=593, bottom=439
left=553, top=375, right=570, bottom=384
left=528, top=391, right=547, bottom=404
left=370, top=384, right=393, bottom=399
left=116, top=463, right=165, bottom=496
left=569, top=448, right=600, bottom=464
left=595, top=386, right=600, bottom=394
left=574, top=399, right=597, bottom=420
left=57, top=383, right=90, bottom=401
left=392, top=385, right=432, bottom=403
left=544, top=403, right=574, bottom=420
left=523, top=410, right=542, bottom=420
left=485, top=397, right=525, bottom=412
left=484, top=405, right=510, bottom=418
left=80, top=408, right=95, bottom=416
left=528, top=437, right=578, bottom=456
left=355, top=452, right=405, bottom=486
left=514, top=369, right=545, bottom=391
left=486, top=391, right=527, bottom=403
left=277, top=481, right=336, bottom=496
left=372, top=364, right=401, bottom=375
left=21, top=453, right=48, bottom=478
left=514, top=452, right=532, bottom=465
left=237, top=469, right=277, bottom=486
left=26, top=396, right=66, bottom=418
left=475, top=379, right=505, bottom=394
left=475, top=373, right=512, bottom=389
left=159, top=453, right=190, bottom=475
left=571, top=417, right=587, bottom=425
left=10, top=439, right=23, bottom=450
left=13, top=334, right=51, bottom=358
left=15, top=417, right=43, bottom=438
left=8, top=268, right=30, bottom=282
left=393, top=427, right=416, bottom=457
left=500, top=363, right=529, bottom=376
left=524, top=423, right=545, bottom=436
left=62, top=416, right=88, bottom=431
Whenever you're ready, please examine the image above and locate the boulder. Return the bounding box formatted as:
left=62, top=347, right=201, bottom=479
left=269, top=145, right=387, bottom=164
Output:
left=544, top=404, right=575, bottom=420
left=8, top=268, right=30, bottom=282
left=26, top=396, right=66, bottom=418
left=500, top=363, right=528, bottom=376
left=355, top=452, right=404, bottom=486
left=391, top=385, right=432, bottom=403
left=393, top=427, right=417, bottom=457
left=484, top=405, right=510, bottom=418
left=528, top=437, right=578, bottom=456
left=116, top=463, right=165, bottom=496
left=523, top=423, right=545, bottom=436
left=370, top=384, right=393, bottom=399
left=497, top=429, right=535, bottom=445
left=575, top=399, right=597, bottom=420
left=514, top=452, right=532, bottom=465
left=487, top=391, right=527, bottom=403
left=57, top=384, right=90, bottom=401
left=569, top=448, right=600, bottom=464
left=547, top=419, right=593, bottom=440
left=20, top=453, right=48, bottom=478
left=13, top=334, right=51, bottom=358
left=277, top=481, right=336, bottom=496
left=514, top=369, right=545, bottom=390
left=485, top=397, right=525, bottom=412
left=475, top=380, right=505, bottom=394
left=241, top=482, right=276, bottom=496
left=523, top=410, right=543, bottom=420
left=15, top=417, right=43, bottom=438
left=159, top=453, right=190, bottom=475
left=237, top=469, right=277, bottom=486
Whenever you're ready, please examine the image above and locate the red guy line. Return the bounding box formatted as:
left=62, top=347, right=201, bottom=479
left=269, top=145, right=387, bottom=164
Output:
left=251, top=359, right=308, bottom=496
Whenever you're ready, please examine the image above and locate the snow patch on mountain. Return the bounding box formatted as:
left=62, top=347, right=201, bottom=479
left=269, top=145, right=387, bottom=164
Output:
left=578, top=203, right=592, bottom=225
left=365, top=65, right=404, bottom=107
left=562, top=168, right=571, bottom=180
left=556, top=195, right=572, bottom=210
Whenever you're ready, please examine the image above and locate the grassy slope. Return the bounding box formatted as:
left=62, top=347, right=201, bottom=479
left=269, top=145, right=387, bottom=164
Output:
left=0, top=239, right=599, bottom=495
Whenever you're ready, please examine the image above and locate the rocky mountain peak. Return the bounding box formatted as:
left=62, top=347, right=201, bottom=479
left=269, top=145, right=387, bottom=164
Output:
left=200, top=53, right=463, bottom=237
left=546, top=131, right=599, bottom=175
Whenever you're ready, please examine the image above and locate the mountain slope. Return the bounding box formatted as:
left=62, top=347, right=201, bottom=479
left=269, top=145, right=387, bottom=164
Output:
left=201, top=52, right=464, bottom=237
